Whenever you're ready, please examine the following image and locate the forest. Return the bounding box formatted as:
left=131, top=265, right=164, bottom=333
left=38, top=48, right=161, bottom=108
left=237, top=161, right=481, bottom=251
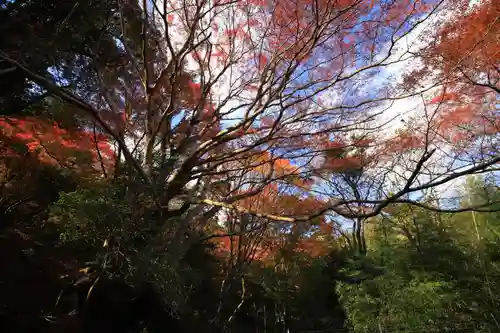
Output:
left=0, top=0, right=498, bottom=332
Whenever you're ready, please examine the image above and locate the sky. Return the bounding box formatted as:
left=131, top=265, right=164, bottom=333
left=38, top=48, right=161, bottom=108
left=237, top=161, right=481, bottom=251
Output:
left=130, top=0, right=498, bottom=222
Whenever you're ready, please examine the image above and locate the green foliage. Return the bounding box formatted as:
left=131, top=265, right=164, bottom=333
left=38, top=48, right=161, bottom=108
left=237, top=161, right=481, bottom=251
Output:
left=337, top=176, right=500, bottom=333
left=50, top=181, right=191, bottom=312
left=0, top=0, right=123, bottom=114
left=54, top=183, right=130, bottom=246
left=338, top=263, right=465, bottom=333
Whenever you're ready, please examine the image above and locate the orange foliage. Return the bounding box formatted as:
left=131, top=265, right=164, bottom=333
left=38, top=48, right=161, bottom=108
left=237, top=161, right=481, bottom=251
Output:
left=208, top=227, right=275, bottom=262
left=237, top=182, right=326, bottom=218
left=295, top=238, right=331, bottom=257
left=251, top=151, right=303, bottom=180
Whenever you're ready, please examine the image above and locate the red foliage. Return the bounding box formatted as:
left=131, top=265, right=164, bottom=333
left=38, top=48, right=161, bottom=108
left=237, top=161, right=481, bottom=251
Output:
left=245, top=0, right=266, bottom=6
left=433, top=0, right=499, bottom=78
left=383, top=130, right=425, bottom=153
left=191, top=51, right=202, bottom=62
left=189, top=81, right=201, bottom=96
left=353, top=138, right=373, bottom=148
left=0, top=116, right=115, bottom=175
left=405, top=0, right=499, bottom=149
left=429, top=92, right=459, bottom=104
left=210, top=48, right=229, bottom=63
left=319, top=222, right=333, bottom=234
left=256, top=54, right=268, bottom=70
left=323, top=155, right=362, bottom=172
left=323, top=140, right=346, bottom=151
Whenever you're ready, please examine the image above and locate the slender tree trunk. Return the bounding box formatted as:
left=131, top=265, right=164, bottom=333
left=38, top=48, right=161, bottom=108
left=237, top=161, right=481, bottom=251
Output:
left=360, top=219, right=367, bottom=254
left=352, top=221, right=358, bottom=254
left=225, top=277, right=246, bottom=331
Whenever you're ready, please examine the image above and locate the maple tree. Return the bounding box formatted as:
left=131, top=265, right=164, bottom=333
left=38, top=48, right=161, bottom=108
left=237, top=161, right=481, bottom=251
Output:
left=0, top=0, right=497, bottom=256
left=401, top=0, right=499, bottom=163
left=0, top=116, right=115, bottom=176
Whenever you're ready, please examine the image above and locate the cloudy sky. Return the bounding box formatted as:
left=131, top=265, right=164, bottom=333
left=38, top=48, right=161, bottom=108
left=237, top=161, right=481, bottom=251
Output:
left=139, top=0, right=494, bottom=211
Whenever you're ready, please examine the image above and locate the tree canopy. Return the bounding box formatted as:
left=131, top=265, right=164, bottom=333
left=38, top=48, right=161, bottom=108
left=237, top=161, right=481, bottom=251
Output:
left=0, top=0, right=498, bottom=332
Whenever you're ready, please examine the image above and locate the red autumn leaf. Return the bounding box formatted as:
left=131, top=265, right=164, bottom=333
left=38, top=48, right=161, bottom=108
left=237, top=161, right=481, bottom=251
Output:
left=26, top=141, right=41, bottom=152
left=15, top=132, right=34, bottom=140
left=256, top=54, right=268, bottom=70
left=0, top=116, right=115, bottom=173
left=429, top=92, right=459, bottom=104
